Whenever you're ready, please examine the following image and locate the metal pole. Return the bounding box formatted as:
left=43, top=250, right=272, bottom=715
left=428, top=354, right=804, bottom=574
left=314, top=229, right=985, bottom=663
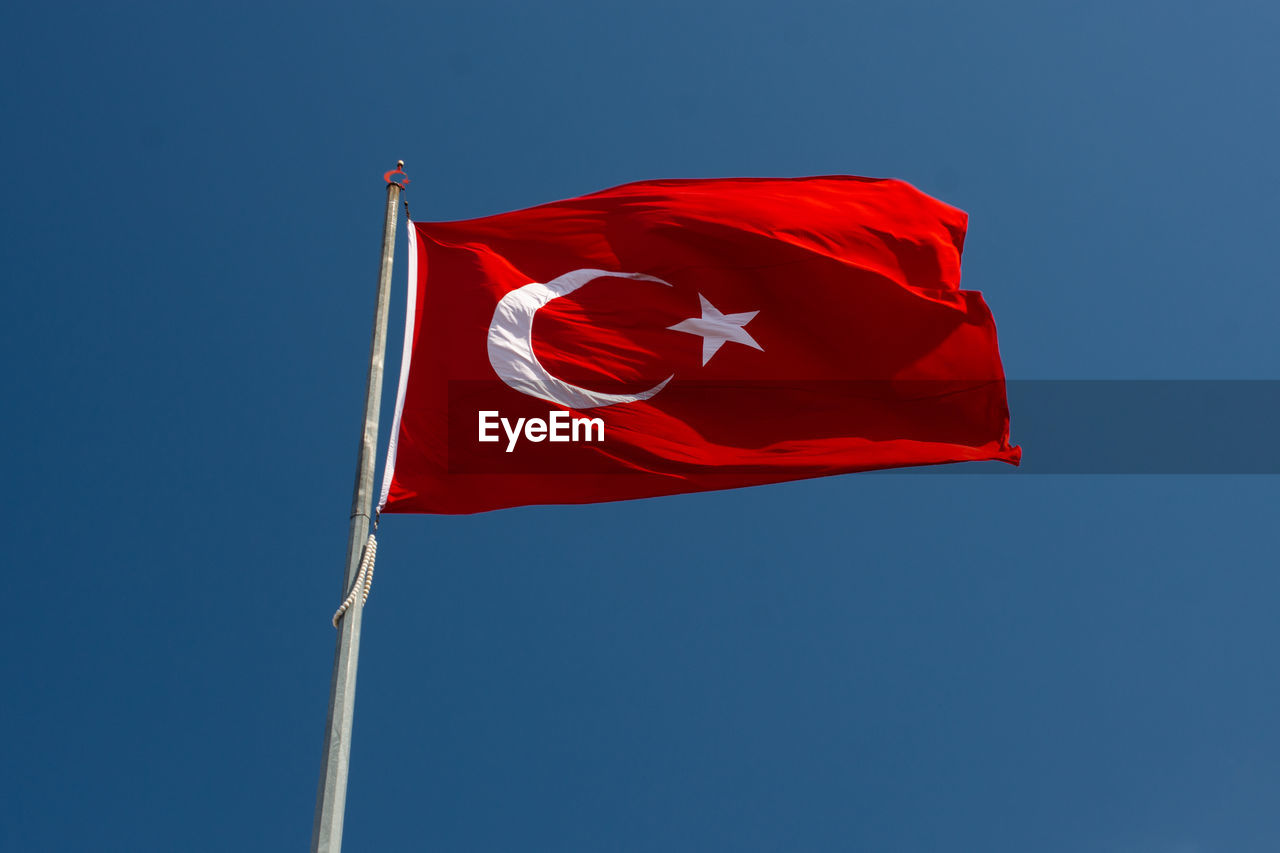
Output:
left=311, top=164, right=404, bottom=853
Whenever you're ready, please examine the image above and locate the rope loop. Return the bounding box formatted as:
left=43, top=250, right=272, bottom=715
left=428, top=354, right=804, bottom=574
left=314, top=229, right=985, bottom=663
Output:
left=332, top=533, right=377, bottom=627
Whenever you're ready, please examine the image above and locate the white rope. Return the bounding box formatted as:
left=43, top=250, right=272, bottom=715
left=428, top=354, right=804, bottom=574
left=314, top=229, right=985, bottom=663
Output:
left=332, top=533, right=377, bottom=627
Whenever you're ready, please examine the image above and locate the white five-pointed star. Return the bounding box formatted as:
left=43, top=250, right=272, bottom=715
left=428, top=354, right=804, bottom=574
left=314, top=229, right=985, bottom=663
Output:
left=668, top=294, right=764, bottom=366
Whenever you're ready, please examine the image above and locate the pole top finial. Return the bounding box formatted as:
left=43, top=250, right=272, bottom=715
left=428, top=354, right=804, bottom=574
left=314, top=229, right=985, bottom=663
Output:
left=384, top=162, right=409, bottom=188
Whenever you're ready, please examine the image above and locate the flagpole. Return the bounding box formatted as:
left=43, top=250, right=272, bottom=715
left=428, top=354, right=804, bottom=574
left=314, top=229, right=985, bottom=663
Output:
left=311, top=163, right=406, bottom=853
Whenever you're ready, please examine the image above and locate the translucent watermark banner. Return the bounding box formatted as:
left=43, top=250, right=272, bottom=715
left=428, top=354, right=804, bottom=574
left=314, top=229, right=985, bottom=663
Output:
left=944, top=380, right=1280, bottom=474
left=439, top=380, right=1280, bottom=475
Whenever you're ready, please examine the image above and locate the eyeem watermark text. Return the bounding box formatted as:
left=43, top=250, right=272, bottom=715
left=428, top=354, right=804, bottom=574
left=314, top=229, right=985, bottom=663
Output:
left=478, top=410, right=605, bottom=452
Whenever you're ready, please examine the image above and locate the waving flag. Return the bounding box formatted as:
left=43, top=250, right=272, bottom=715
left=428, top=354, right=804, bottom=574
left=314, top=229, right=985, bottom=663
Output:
left=378, top=176, right=1019, bottom=514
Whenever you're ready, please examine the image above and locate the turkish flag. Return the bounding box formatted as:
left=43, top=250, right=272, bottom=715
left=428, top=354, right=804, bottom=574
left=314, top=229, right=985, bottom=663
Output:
left=378, top=176, right=1019, bottom=514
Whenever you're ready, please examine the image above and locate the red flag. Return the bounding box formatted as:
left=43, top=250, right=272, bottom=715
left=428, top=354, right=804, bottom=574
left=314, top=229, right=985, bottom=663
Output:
left=378, top=176, right=1019, bottom=514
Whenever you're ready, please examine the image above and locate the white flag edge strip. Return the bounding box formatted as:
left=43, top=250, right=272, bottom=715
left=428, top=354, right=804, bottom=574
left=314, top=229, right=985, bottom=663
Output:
left=376, top=217, right=419, bottom=513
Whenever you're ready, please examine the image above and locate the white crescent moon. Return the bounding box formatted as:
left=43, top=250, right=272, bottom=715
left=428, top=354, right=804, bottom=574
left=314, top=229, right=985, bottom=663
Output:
left=487, top=268, right=675, bottom=409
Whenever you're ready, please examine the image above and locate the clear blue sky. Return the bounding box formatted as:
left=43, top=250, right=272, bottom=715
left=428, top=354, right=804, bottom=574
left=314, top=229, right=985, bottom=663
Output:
left=3, top=1, right=1278, bottom=851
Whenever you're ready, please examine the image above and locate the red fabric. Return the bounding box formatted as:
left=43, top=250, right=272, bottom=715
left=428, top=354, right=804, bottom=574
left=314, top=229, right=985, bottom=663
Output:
left=382, top=176, right=1019, bottom=514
